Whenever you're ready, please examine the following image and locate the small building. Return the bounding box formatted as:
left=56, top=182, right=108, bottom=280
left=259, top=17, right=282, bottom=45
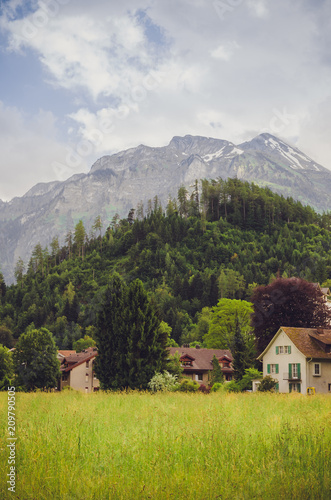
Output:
left=169, top=346, right=234, bottom=385
left=257, top=327, right=331, bottom=394
left=58, top=347, right=100, bottom=393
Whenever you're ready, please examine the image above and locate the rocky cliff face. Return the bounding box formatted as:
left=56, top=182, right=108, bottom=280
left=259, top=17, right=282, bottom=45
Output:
left=1, top=133, right=330, bottom=284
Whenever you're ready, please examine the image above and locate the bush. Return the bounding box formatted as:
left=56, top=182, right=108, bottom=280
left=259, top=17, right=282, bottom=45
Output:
left=211, top=382, right=224, bottom=393
left=224, top=381, right=241, bottom=393
left=198, top=384, right=210, bottom=394
left=148, top=371, right=178, bottom=392
left=175, top=379, right=199, bottom=392
left=237, top=368, right=263, bottom=392
left=257, top=375, right=278, bottom=392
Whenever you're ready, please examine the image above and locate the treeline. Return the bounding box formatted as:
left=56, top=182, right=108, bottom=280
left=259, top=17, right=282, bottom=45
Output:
left=1, top=177, right=331, bottom=348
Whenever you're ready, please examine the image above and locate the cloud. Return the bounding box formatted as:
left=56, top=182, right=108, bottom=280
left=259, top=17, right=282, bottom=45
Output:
left=0, top=102, right=87, bottom=201
left=0, top=0, right=331, bottom=202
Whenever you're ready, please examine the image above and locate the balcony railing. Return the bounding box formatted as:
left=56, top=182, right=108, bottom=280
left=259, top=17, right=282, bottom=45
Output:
left=283, top=373, right=301, bottom=380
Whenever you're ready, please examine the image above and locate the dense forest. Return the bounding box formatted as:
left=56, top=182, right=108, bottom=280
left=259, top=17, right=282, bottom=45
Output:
left=1, top=177, right=331, bottom=349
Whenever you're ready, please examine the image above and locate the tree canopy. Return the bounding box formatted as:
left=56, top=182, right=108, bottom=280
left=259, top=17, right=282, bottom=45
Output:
left=251, top=278, right=331, bottom=354
left=13, top=327, right=60, bottom=391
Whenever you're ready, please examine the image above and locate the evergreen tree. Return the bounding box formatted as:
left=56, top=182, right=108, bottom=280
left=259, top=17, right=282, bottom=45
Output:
left=74, top=220, right=87, bottom=259
left=94, top=275, right=128, bottom=390
left=95, top=276, right=167, bottom=390
left=231, top=315, right=254, bottom=380
left=210, top=354, right=224, bottom=386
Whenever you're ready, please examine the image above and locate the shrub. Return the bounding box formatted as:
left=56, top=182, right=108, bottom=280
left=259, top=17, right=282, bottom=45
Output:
left=176, top=379, right=199, bottom=392
left=198, top=384, right=210, bottom=394
left=237, top=368, right=263, bottom=391
left=211, top=382, right=223, bottom=392
left=148, top=371, right=178, bottom=392
left=224, top=381, right=241, bottom=393
left=257, top=375, right=278, bottom=392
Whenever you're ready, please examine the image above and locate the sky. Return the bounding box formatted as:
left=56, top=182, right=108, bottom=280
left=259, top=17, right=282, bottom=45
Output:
left=0, top=0, right=331, bottom=201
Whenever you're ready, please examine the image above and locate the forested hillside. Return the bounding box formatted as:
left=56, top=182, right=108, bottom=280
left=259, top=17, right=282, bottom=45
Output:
left=1, top=177, right=331, bottom=348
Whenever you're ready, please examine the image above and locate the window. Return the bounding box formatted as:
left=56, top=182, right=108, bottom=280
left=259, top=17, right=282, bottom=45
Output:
left=289, top=383, right=301, bottom=393
left=313, top=363, right=321, bottom=376
left=276, top=345, right=291, bottom=354
left=267, top=364, right=279, bottom=374
left=289, top=363, right=300, bottom=379
left=328, top=384, right=331, bottom=392
left=196, top=373, right=203, bottom=381
left=86, top=361, right=89, bottom=368
left=85, top=373, right=89, bottom=382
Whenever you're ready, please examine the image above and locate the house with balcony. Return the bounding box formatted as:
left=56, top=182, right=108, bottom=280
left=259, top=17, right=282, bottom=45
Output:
left=169, top=346, right=234, bottom=385
left=257, top=327, right=331, bottom=394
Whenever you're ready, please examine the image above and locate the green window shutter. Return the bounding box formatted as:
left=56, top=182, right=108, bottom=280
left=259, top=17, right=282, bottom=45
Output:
left=276, top=383, right=279, bottom=392
left=276, top=364, right=279, bottom=374
left=289, top=363, right=292, bottom=379
left=288, top=346, right=291, bottom=354
left=289, top=383, right=292, bottom=393
left=276, top=346, right=279, bottom=355
left=298, top=363, right=301, bottom=379
left=298, top=384, right=301, bottom=393
left=267, top=364, right=271, bottom=374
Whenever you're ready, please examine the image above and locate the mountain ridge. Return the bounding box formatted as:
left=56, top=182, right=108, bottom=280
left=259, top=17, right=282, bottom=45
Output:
left=1, top=133, right=330, bottom=284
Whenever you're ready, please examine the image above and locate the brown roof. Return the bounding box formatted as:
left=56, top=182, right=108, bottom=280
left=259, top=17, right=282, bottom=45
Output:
left=60, top=347, right=98, bottom=372
left=169, top=347, right=233, bottom=372
left=58, top=350, right=76, bottom=357
left=280, top=327, right=331, bottom=360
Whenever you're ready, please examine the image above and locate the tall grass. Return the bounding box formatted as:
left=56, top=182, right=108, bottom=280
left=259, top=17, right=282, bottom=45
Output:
left=1, top=391, right=331, bottom=499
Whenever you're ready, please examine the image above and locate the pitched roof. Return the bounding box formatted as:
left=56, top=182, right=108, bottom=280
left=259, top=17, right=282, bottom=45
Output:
left=60, top=347, right=98, bottom=372
left=259, top=327, right=331, bottom=360
left=169, top=347, right=233, bottom=372
left=58, top=350, right=76, bottom=358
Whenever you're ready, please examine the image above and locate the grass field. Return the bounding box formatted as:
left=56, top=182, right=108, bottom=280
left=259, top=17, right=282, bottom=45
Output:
left=1, top=391, right=331, bottom=499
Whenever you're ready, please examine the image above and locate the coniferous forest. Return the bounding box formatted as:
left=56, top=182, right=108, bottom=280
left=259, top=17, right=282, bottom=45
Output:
left=1, top=177, right=331, bottom=350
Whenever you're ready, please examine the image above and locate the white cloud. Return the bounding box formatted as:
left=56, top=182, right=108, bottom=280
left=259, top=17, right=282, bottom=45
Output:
left=210, top=42, right=239, bottom=61
left=0, top=102, right=88, bottom=201
left=247, top=0, right=269, bottom=18
left=1, top=0, right=331, bottom=202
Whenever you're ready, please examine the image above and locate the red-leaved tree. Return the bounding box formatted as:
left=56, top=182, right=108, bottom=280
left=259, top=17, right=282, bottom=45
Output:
left=251, top=278, right=331, bottom=354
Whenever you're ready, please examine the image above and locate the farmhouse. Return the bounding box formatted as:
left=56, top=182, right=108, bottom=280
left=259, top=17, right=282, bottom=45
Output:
left=169, top=346, right=234, bottom=385
left=257, top=327, right=331, bottom=394
left=58, top=347, right=100, bottom=393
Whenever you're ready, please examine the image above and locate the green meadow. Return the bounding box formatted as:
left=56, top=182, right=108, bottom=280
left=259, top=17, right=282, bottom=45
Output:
left=1, top=391, right=331, bottom=500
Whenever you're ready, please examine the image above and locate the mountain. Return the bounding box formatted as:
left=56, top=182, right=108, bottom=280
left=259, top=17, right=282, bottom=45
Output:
left=1, top=132, right=331, bottom=284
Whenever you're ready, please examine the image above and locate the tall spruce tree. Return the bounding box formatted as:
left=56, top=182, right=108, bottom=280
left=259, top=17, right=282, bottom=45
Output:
left=95, top=276, right=167, bottom=390
left=94, top=275, right=126, bottom=390
left=231, top=315, right=253, bottom=380
left=210, top=354, right=224, bottom=386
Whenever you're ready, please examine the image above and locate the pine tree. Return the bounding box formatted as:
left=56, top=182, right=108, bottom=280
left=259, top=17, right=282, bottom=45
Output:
left=94, top=275, right=126, bottom=390
left=231, top=315, right=252, bottom=380
left=210, top=354, right=223, bottom=386
left=74, top=220, right=86, bottom=259
left=95, top=276, right=167, bottom=390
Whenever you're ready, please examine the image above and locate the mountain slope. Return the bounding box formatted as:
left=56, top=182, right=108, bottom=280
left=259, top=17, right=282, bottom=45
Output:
left=1, top=133, right=331, bottom=284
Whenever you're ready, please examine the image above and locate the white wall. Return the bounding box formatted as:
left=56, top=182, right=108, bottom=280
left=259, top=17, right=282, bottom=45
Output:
left=261, top=330, right=306, bottom=393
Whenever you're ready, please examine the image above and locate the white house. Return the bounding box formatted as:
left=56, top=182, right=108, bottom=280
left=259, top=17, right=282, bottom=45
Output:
left=257, top=327, right=331, bottom=394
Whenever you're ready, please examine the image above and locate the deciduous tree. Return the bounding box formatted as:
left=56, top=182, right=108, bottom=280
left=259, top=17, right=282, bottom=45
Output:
left=251, top=277, right=331, bottom=354
left=14, top=327, right=60, bottom=391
